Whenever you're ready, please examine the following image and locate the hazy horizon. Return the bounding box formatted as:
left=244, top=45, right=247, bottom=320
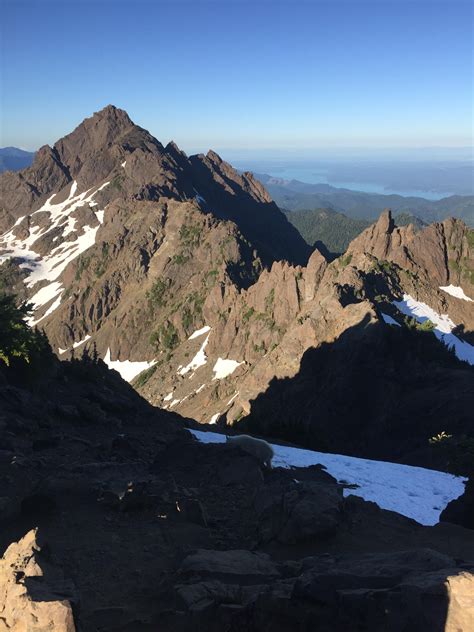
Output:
left=2, top=0, right=473, bottom=152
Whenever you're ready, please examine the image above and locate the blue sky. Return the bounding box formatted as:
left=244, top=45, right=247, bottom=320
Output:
left=1, top=0, right=473, bottom=154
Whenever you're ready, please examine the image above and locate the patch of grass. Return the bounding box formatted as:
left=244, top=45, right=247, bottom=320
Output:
left=133, top=364, right=157, bottom=388
left=111, top=174, right=124, bottom=191
left=340, top=253, right=353, bottom=268
left=179, top=223, right=202, bottom=247
left=242, top=306, right=255, bottom=323
left=172, top=253, right=190, bottom=265
left=94, top=243, right=109, bottom=277
left=75, top=255, right=91, bottom=281
left=150, top=322, right=179, bottom=351
left=147, top=278, right=170, bottom=308
left=417, top=319, right=435, bottom=332
left=265, top=288, right=275, bottom=312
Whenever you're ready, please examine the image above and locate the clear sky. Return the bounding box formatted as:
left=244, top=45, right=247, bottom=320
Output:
left=1, top=0, right=473, bottom=154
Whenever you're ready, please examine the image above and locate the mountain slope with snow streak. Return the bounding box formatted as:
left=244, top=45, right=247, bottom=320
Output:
left=393, top=294, right=474, bottom=365
left=0, top=179, right=110, bottom=324
left=189, top=429, right=466, bottom=526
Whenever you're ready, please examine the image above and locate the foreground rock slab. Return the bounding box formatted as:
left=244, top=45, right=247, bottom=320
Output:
left=0, top=529, right=76, bottom=631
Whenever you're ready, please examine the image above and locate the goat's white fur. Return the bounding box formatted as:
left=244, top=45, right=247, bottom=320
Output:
left=226, top=434, right=274, bottom=468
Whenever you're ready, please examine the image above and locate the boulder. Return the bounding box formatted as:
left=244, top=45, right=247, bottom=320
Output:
left=0, top=529, right=76, bottom=631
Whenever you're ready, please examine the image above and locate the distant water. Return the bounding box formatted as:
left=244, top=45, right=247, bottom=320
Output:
left=231, top=160, right=471, bottom=200
left=267, top=167, right=453, bottom=199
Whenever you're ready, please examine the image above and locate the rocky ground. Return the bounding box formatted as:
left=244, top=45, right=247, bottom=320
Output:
left=1, top=356, right=474, bottom=631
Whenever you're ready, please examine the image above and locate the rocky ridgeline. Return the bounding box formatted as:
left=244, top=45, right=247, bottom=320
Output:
left=0, top=106, right=473, bottom=462
left=0, top=354, right=473, bottom=630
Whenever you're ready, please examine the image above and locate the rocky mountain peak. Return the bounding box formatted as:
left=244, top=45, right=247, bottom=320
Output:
left=376, top=208, right=395, bottom=234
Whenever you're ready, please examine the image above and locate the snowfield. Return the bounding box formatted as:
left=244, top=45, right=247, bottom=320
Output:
left=380, top=312, right=400, bottom=327
left=393, top=294, right=474, bottom=365
left=439, top=284, right=473, bottom=302
left=213, top=357, right=244, bottom=380
left=103, top=348, right=155, bottom=382
left=188, top=325, right=211, bottom=340
left=179, top=333, right=210, bottom=376
left=189, top=429, right=467, bottom=526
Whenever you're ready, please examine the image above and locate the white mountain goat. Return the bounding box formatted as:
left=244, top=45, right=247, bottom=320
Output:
left=226, top=434, right=274, bottom=468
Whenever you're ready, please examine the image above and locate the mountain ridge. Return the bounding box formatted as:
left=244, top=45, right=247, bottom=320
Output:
left=1, top=107, right=473, bottom=468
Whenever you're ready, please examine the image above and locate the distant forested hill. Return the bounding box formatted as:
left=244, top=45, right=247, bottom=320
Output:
left=254, top=173, right=474, bottom=226
left=0, top=147, right=35, bottom=173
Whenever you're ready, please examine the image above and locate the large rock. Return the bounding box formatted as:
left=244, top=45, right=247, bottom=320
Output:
left=0, top=529, right=76, bottom=631
left=254, top=478, right=343, bottom=544
left=180, top=549, right=280, bottom=582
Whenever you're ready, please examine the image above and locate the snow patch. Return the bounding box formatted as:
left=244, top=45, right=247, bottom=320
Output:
left=193, top=188, right=207, bottom=205
left=188, top=325, right=211, bottom=340
left=29, top=281, right=63, bottom=311
left=213, top=358, right=244, bottom=380
left=227, top=392, right=239, bottom=405
left=209, top=413, right=220, bottom=424
left=380, top=313, right=401, bottom=327
left=179, top=334, right=210, bottom=375
left=439, top=284, right=473, bottom=302
left=103, top=348, right=155, bottom=383
left=73, top=335, right=91, bottom=349
left=393, top=294, right=474, bottom=365
left=189, top=429, right=466, bottom=526
left=169, top=399, right=180, bottom=408
left=0, top=181, right=110, bottom=292
left=163, top=392, right=174, bottom=402
left=121, top=160, right=127, bottom=168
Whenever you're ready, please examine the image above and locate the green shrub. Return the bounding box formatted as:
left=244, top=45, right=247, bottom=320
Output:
left=75, top=255, right=91, bottom=281
left=133, top=364, right=157, bottom=388
left=179, top=223, right=202, bottom=247
left=147, top=278, right=170, bottom=308
left=0, top=294, right=49, bottom=366
left=150, top=322, right=179, bottom=351
left=94, top=243, right=110, bottom=277
left=242, top=306, right=255, bottom=322
left=172, top=253, right=190, bottom=265
left=340, top=253, right=353, bottom=267
left=417, top=319, right=435, bottom=332
left=265, top=288, right=275, bottom=312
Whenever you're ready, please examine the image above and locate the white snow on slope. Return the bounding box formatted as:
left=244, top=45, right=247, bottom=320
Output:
left=73, top=335, right=91, bottom=349
left=29, top=281, right=64, bottom=311
left=0, top=180, right=110, bottom=324
left=393, top=294, right=474, bottom=365
left=439, top=284, right=473, bottom=302
left=193, top=188, right=207, bottom=205
left=0, top=180, right=109, bottom=287
left=179, top=333, right=210, bottom=375
left=213, top=357, right=244, bottom=379
left=188, top=325, right=211, bottom=340
left=209, top=413, right=221, bottom=424
left=380, top=313, right=401, bottom=327
left=189, top=429, right=466, bottom=526
left=227, top=391, right=239, bottom=405
left=103, top=348, right=155, bottom=383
